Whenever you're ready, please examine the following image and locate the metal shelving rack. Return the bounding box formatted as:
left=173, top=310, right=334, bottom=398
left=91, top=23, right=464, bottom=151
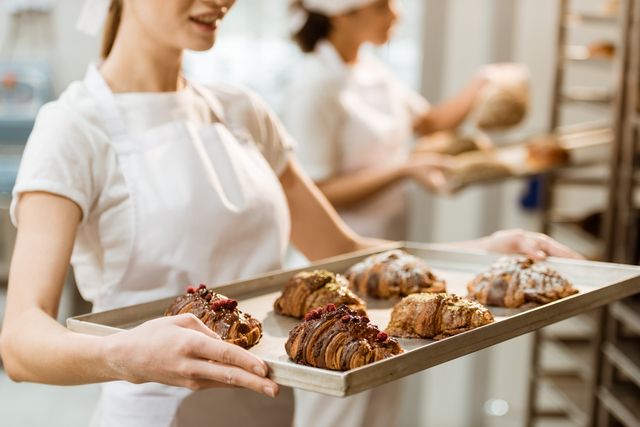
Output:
left=528, top=1, right=622, bottom=426
left=597, top=297, right=640, bottom=426
left=597, top=0, right=640, bottom=425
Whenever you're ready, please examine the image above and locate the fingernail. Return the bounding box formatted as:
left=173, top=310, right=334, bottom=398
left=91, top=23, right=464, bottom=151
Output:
left=254, top=366, right=266, bottom=376
left=264, top=387, right=275, bottom=398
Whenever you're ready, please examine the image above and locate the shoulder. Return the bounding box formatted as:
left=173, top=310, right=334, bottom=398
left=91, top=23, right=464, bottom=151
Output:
left=25, top=81, right=111, bottom=177
left=14, top=81, right=113, bottom=223
left=32, top=81, right=107, bottom=147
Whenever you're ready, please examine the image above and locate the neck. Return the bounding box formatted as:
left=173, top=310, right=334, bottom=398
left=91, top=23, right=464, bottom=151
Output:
left=326, top=32, right=362, bottom=65
left=99, top=17, right=185, bottom=93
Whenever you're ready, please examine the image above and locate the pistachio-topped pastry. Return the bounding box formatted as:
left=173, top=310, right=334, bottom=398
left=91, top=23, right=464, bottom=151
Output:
left=285, top=304, right=403, bottom=371
left=274, top=270, right=366, bottom=319
left=386, top=293, right=495, bottom=340
left=466, top=256, right=579, bottom=308
left=165, top=284, right=262, bottom=348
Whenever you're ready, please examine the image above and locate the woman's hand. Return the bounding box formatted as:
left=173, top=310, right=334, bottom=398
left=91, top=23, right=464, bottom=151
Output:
left=405, top=152, right=457, bottom=194
left=105, top=314, right=279, bottom=397
left=482, top=229, right=585, bottom=260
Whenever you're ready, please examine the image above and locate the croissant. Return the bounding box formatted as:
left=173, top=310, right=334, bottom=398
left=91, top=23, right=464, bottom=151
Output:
left=165, top=284, right=262, bottom=347
left=274, top=270, right=366, bottom=319
left=285, top=304, right=403, bottom=371
left=345, top=250, right=446, bottom=299
left=386, top=293, right=495, bottom=340
left=467, top=255, right=579, bottom=308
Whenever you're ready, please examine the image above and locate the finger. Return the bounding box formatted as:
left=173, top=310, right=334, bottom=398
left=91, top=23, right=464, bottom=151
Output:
left=515, top=236, right=547, bottom=260
left=537, top=237, right=586, bottom=260
left=171, top=315, right=268, bottom=377
left=425, top=155, right=457, bottom=170
left=183, top=379, right=244, bottom=391
left=427, top=170, right=449, bottom=193
left=193, top=338, right=269, bottom=378
left=190, top=360, right=279, bottom=397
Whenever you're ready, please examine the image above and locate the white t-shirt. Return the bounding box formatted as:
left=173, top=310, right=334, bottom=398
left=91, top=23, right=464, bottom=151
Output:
left=281, top=41, right=430, bottom=240
left=11, top=80, right=296, bottom=305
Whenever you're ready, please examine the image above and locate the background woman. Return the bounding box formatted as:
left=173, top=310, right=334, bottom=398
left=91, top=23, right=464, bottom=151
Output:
left=0, top=0, right=581, bottom=425
left=282, top=1, right=547, bottom=426
left=283, top=0, right=489, bottom=241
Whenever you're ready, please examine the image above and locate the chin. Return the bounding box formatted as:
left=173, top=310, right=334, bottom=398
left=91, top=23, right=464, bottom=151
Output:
left=187, top=39, right=217, bottom=52
left=372, top=36, right=392, bottom=46
left=183, top=32, right=218, bottom=52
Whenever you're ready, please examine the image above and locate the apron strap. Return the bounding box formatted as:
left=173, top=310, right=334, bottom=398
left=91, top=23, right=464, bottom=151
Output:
left=188, top=81, right=254, bottom=143
left=187, top=81, right=232, bottom=128
left=83, top=62, right=128, bottom=140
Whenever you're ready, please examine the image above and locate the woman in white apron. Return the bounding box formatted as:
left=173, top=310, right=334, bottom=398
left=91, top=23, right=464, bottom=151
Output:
left=0, top=0, right=582, bottom=426
left=283, top=0, right=489, bottom=241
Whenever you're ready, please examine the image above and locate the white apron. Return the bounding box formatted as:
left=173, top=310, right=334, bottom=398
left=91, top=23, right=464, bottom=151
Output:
left=81, top=64, right=294, bottom=427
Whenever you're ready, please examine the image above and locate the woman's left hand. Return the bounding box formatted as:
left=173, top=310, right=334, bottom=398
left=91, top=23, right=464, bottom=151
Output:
left=484, top=229, right=585, bottom=260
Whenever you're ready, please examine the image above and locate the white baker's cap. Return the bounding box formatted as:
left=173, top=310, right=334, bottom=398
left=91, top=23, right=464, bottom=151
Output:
left=301, top=0, right=380, bottom=16
left=290, top=0, right=383, bottom=33
left=75, top=0, right=111, bottom=36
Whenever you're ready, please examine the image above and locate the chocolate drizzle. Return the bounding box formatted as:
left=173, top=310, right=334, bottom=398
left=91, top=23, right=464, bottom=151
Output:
left=165, top=286, right=262, bottom=348
left=345, top=250, right=447, bottom=299
left=285, top=304, right=403, bottom=371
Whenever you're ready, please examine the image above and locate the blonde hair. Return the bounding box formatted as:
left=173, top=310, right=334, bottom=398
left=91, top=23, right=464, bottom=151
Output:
left=101, top=0, right=123, bottom=59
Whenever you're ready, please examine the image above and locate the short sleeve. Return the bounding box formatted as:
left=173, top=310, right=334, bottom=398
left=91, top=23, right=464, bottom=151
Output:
left=11, top=102, right=99, bottom=227
left=281, top=80, right=343, bottom=182
left=210, top=85, right=297, bottom=177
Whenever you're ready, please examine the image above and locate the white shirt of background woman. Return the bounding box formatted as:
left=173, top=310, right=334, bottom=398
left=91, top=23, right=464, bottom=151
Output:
left=282, top=40, right=430, bottom=240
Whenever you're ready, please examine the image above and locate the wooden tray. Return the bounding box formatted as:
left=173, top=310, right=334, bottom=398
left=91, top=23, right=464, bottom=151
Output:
left=67, top=242, right=640, bottom=397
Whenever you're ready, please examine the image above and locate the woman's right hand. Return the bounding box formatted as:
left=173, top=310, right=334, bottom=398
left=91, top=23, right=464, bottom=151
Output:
left=404, top=152, right=457, bottom=194
left=104, top=313, right=279, bottom=397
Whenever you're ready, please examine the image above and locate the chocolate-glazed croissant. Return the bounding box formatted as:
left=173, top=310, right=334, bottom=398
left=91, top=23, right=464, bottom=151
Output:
left=466, top=256, right=579, bottom=308
left=285, top=304, right=403, bottom=371
left=165, top=284, right=262, bottom=348
left=386, top=293, right=494, bottom=340
left=274, top=270, right=366, bottom=319
left=345, top=250, right=446, bottom=299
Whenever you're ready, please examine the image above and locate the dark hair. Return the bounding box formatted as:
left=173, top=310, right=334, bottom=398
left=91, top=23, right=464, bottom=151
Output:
left=101, top=0, right=123, bottom=58
left=291, top=2, right=332, bottom=53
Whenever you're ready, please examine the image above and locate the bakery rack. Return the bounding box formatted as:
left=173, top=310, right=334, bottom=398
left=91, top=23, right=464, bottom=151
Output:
left=528, top=0, right=623, bottom=426
left=597, top=0, right=640, bottom=424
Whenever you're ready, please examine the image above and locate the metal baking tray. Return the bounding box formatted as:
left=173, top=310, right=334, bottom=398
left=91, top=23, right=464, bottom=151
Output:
left=67, top=242, right=640, bottom=397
